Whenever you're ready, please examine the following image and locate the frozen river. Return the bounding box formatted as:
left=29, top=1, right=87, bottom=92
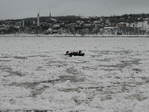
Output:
left=0, top=37, right=149, bottom=112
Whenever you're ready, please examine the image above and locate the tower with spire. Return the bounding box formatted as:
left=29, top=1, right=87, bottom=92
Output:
left=22, top=20, right=25, bottom=28
left=49, top=11, right=52, bottom=18
left=37, top=13, right=40, bottom=26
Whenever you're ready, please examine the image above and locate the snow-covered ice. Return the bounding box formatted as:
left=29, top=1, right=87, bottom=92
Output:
left=0, top=37, right=149, bottom=112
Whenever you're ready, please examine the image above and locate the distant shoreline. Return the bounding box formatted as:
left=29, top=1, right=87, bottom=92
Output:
left=0, top=34, right=149, bottom=38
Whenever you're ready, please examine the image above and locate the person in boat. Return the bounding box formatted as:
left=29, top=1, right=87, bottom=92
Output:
left=65, top=50, right=85, bottom=56
left=65, top=51, right=69, bottom=55
left=78, top=50, right=85, bottom=56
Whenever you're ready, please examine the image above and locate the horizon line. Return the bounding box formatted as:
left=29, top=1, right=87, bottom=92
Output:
left=1, top=12, right=149, bottom=21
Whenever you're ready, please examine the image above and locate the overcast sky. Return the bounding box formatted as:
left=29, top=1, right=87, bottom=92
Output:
left=0, top=0, right=149, bottom=19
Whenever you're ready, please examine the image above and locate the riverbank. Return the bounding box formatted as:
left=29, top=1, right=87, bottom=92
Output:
left=0, top=34, right=149, bottom=37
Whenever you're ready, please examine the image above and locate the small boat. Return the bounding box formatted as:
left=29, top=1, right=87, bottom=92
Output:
left=65, top=50, right=85, bottom=57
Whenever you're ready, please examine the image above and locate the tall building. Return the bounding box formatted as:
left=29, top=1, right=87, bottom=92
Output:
left=37, top=13, right=40, bottom=26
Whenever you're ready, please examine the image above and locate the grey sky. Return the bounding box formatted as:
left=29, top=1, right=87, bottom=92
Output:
left=0, top=0, right=149, bottom=19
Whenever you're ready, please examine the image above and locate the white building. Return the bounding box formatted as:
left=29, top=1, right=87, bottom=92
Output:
left=136, top=21, right=149, bottom=31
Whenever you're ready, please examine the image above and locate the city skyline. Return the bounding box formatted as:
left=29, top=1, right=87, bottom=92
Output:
left=0, top=0, right=149, bottom=19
